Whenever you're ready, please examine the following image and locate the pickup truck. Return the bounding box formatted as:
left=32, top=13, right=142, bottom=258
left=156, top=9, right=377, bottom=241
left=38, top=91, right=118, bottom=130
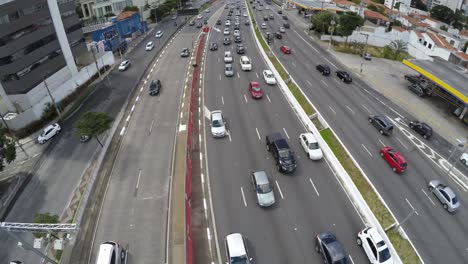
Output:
left=266, top=133, right=297, bottom=173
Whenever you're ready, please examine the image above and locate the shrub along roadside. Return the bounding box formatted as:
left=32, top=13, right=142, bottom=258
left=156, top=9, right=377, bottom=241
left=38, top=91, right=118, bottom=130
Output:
left=320, top=128, right=420, bottom=264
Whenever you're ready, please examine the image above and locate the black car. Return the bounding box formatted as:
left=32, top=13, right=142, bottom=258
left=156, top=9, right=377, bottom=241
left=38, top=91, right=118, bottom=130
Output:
left=368, top=115, right=393, bottom=135
left=223, top=37, right=231, bottom=45
left=149, top=79, right=161, bottom=96
left=236, top=44, right=245, bottom=54
left=407, top=83, right=425, bottom=97
left=336, top=70, right=352, bottom=83
left=283, top=23, right=290, bottom=28
left=203, top=19, right=208, bottom=25
left=189, top=20, right=195, bottom=26
left=234, top=24, right=240, bottom=30
left=180, top=48, right=190, bottom=57
left=315, top=232, right=348, bottom=264
left=245, top=20, right=250, bottom=25
left=404, top=74, right=423, bottom=84
left=409, top=120, right=432, bottom=139
left=216, top=19, right=222, bottom=25
left=282, top=15, right=288, bottom=20
left=266, top=132, right=297, bottom=173
left=234, top=35, right=242, bottom=43
left=269, top=14, right=274, bottom=19
left=278, top=10, right=283, bottom=14
left=316, top=64, right=330, bottom=76
left=263, top=16, right=268, bottom=21
left=196, top=23, right=203, bottom=28
left=275, top=32, right=282, bottom=39
left=210, top=42, right=218, bottom=51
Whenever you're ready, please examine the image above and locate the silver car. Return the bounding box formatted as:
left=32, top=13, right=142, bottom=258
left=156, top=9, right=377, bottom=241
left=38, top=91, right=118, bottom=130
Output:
left=225, top=64, right=234, bottom=77
left=251, top=171, right=275, bottom=207
left=428, top=180, right=460, bottom=212
left=210, top=110, right=226, bottom=138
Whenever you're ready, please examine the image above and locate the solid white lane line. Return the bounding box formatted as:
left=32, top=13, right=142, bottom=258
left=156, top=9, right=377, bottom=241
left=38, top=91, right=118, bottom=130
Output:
left=218, top=58, right=220, bottom=63
left=292, top=29, right=318, bottom=52
left=421, top=189, right=436, bottom=206
left=120, top=127, right=126, bottom=136
left=256, top=72, right=259, bottom=78
left=240, top=187, right=247, bottom=207
left=219, top=74, right=221, bottom=80
left=244, top=94, right=248, bottom=103
left=291, top=62, right=296, bottom=67
left=266, top=94, right=271, bottom=103
left=136, top=169, right=142, bottom=189
left=207, top=228, right=211, bottom=240
left=237, top=72, right=240, bottom=78
left=349, top=255, right=355, bottom=264
left=334, top=79, right=341, bottom=85
left=276, top=181, right=284, bottom=199
left=283, top=128, right=290, bottom=139
left=306, top=80, right=312, bottom=86
left=321, top=79, right=328, bottom=87
left=361, top=104, right=371, bottom=114
left=328, top=105, right=336, bottom=115
left=228, top=131, right=232, bottom=142
left=221, top=96, right=224, bottom=105
left=405, top=198, right=419, bottom=216
left=396, top=137, right=409, bottom=150
left=140, top=87, right=144, bottom=92
left=126, top=115, right=130, bottom=122
left=149, top=120, right=154, bottom=135
left=135, top=96, right=140, bottom=102
left=345, top=105, right=355, bottom=115
left=324, top=58, right=337, bottom=69
left=131, top=105, right=135, bottom=112
left=309, top=178, right=320, bottom=197
left=361, top=144, right=373, bottom=157
left=255, top=128, right=261, bottom=140
left=378, top=139, right=385, bottom=147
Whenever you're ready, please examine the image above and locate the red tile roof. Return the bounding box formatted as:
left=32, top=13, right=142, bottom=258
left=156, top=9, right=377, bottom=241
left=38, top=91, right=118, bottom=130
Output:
left=455, top=52, right=468, bottom=61
left=414, top=22, right=430, bottom=28
left=414, top=31, right=424, bottom=39
left=460, top=30, right=468, bottom=37
left=364, top=10, right=389, bottom=22
left=334, top=0, right=356, bottom=5
left=117, top=11, right=137, bottom=20
left=426, top=32, right=456, bottom=50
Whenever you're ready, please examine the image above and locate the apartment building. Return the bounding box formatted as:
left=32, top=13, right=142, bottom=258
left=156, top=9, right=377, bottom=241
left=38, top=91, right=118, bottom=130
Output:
left=425, top=0, right=463, bottom=11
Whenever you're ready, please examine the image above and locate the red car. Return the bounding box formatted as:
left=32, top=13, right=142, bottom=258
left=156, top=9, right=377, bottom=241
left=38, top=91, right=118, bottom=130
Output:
left=380, top=146, right=407, bottom=173
left=249, top=81, right=263, bottom=99
left=280, top=45, right=291, bottom=54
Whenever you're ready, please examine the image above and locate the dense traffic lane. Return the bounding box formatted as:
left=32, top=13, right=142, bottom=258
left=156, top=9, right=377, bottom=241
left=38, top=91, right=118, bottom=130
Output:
left=89, top=25, right=199, bottom=263
left=203, top=5, right=369, bottom=263
left=252, top=3, right=468, bottom=263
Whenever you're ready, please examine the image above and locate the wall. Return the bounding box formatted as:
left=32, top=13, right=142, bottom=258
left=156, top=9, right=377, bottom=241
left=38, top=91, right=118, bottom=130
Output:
left=321, top=27, right=410, bottom=48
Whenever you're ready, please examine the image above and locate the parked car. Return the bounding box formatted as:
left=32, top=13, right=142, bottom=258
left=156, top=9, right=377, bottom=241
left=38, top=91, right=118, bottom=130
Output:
left=251, top=170, right=275, bottom=207
left=180, top=48, right=190, bottom=57
left=407, top=83, right=425, bottom=97
left=362, top=52, right=372, bottom=60
left=225, top=233, right=252, bottom=264
left=225, top=64, right=234, bottom=77
left=240, top=56, right=252, bottom=71
left=368, top=115, right=393, bottom=135
left=404, top=74, right=423, bottom=84
left=357, top=227, right=393, bottom=264
left=223, top=37, right=231, bottom=45
left=299, top=133, right=323, bottom=160
left=149, top=79, right=161, bottom=96
left=428, top=180, right=460, bottom=212
left=80, top=135, right=91, bottom=143
left=210, top=42, right=218, bottom=51
left=315, top=232, right=348, bottom=264
left=145, top=41, right=154, bottom=51
left=236, top=44, right=245, bottom=54
left=263, top=70, right=276, bottom=85
left=380, top=146, right=407, bottom=173
left=210, top=110, right=226, bottom=138
left=37, top=123, right=61, bottom=144
left=460, top=153, right=468, bottom=166
left=409, top=120, right=432, bottom=139
left=224, top=51, right=233, bottom=63
left=118, top=60, right=131, bottom=71
left=155, top=30, right=163, bottom=38
left=316, top=64, right=330, bottom=76
left=249, top=81, right=263, bottom=99
left=336, top=70, right=352, bottom=83
left=280, top=45, right=291, bottom=54
left=266, top=132, right=297, bottom=173
left=171, top=15, right=177, bottom=20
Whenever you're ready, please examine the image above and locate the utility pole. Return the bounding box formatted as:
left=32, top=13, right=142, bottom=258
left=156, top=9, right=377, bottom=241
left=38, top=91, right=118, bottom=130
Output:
left=90, top=45, right=101, bottom=78
left=43, top=78, right=62, bottom=118
left=327, top=19, right=336, bottom=51
left=360, top=33, right=369, bottom=73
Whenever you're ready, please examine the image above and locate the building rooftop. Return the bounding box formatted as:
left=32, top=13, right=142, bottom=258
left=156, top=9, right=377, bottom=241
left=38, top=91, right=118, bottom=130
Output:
left=426, top=32, right=456, bottom=50
left=289, top=0, right=346, bottom=11
left=364, top=9, right=389, bottom=22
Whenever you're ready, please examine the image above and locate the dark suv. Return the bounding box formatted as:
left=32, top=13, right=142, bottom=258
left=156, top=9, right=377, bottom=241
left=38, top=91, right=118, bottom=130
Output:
left=409, top=120, right=432, bottom=139
left=316, top=64, right=330, bottom=76
left=149, top=79, right=161, bottom=95
left=266, top=133, right=297, bottom=173
left=315, top=232, right=348, bottom=264
left=368, top=115, right=393, bottom=135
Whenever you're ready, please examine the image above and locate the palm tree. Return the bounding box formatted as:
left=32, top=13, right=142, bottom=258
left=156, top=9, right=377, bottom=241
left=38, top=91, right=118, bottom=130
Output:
left=389, top=40, right=408, bottom=60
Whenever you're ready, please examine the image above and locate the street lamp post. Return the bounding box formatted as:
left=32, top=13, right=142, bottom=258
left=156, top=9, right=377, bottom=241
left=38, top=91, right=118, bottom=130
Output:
left=327, top=19, right=336, bottom=51
left=359, top=32, right=369, bottom=73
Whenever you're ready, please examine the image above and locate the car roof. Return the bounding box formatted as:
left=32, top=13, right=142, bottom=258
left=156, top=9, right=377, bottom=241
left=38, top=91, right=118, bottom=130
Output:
left=96, top=243, right=115, bottom=264
left=253, top=170, right=269, bottom=184
left=441, top=185, right=457, bottom=197
left=264, top=70, right=272, bottom=74
left=225, top=51, right=231, bottom=55
left=367, top=227, right=385, bottom=246
left=121, top=60, right=129, bottom=64
left=211, top=111, right=223, bottom=120
left=147, top=42, right=153, bottom=45
left=226, top=233, right=247, bottom=257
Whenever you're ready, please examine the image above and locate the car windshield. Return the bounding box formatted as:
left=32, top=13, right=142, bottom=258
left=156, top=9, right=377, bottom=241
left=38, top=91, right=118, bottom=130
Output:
left=212, top=119, right=223, bottom=127
left=452, top=196, right=458, bottom=204
left=266, top=73, right=273, bottom=78
left=230, top=256, right=248, bottom=264
left=308, top=142, right=319, bottom=150
left=257, top=183, right=272, bottom=194
left=252, top=85, right=260, bottom=91
left=279, top=150, right=290, bottom=158
left=378, top=248, right=391, bottom=262
left=226, top=66, right=232, bottom=71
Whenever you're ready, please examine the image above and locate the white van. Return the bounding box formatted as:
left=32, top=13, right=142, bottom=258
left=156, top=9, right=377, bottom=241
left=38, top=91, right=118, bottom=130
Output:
left=225, top=233, right=252, bottom=264
left=96, top=241, right=126, bottom=264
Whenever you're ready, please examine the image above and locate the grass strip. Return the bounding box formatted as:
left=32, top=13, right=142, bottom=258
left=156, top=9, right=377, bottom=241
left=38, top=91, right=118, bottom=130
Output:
left=320, top=128, right=420, bottom=263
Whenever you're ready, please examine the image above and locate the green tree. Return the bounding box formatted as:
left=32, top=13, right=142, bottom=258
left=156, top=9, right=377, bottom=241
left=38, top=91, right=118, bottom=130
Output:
left=388, top=39, right=408, bottom=60
left=312, top=11, right=338, bottom=34
left=32, top=212, right=59, bottom=238
left=122, top=6, right=139, bottom=12
left=430, top=5, right=454, bottom=24
left=440, top=25, right=448, bottom=31
left=370, top=0, right=384, bottom=4
left=367, top=4, right=385, bottom=15
left=337, top=12, right=364, bottom=45
left=350, top=0, right=361, bottom=4
left=0, top=128, right=16, bottom=171
left=411, top=0, right=427, bottom=11
left=74, top=112, right=113, bottom=147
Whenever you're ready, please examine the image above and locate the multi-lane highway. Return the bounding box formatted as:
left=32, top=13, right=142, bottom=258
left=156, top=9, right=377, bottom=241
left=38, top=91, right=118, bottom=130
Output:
left=250, top=2, right=468, bottom=263
left=201, top=3, right=374, bottom=263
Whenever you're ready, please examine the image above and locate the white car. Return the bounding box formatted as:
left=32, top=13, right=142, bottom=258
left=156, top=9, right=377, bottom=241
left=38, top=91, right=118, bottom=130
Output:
left=243, top=13, right=248, bottom=17
left=299, top=133, right=323, bottom=160
left=145, top=41, right=154, bottom=51
left=261, top=23, right=267, bottom=29
left=460, top=153, right=468, bottom=166
left=225, top=20, right=231, bottom=26
left=210, top=110, right=226, bottom=138
left=234, top=30, right=240, bottom=37
left=357, top=227, right=393, bottom=264
left=239, top=56, right=252, bottom=71
left=262, top=70, right=276, bottom=85
left=197, top=14, right=203, bottom=19
left=279, top=26, right=286, bottom=33
left=224, top=51, right=233, bottom=63
left=171, top=15, right=177, bottom=20
left=155, top=30, right=163, bottom=38
left=266, top=6, right=270, bottom=9
left=96, top=241, right=127, bottom=264
left=224, top=28, right=230, bottom=35
left=118, top=60, right=131, bottom=71
left=37, top=123, right=61, bottom=144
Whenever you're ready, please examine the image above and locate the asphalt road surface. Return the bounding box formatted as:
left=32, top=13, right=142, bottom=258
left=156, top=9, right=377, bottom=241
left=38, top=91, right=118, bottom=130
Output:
left=202, top=3, right=370, bottom=264
left=251, top=2, right=468, bottom=263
